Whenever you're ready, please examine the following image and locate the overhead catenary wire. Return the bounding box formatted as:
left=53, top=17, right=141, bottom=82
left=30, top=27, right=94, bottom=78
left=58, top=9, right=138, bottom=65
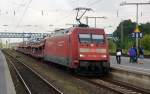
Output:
left=16, top=0, right=32, bottom=29
left=86, top=0, right=103, bottom=7
left=55, top=10, right=74, bottom=26
left=85, top=0, right=93, bottom=6
left=8, top=0, right=26, bottom=33
left=12, top=0, right=26, bottom=13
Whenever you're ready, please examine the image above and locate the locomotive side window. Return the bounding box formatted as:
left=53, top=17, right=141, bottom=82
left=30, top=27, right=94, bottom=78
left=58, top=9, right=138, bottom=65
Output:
left=92, top=34, right=104, bottom=43
left=79, top=34, right=91, bottom=43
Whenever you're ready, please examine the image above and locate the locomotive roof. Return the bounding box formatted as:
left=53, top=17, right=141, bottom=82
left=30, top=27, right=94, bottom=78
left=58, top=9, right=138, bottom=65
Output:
left=51, top=27, right=104, bottom=37
left=52, top=27, right=104, bottom=36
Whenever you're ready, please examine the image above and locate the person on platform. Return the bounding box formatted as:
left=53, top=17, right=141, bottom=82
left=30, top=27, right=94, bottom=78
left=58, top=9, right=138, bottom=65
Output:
left=139, top=46, right=144, bottom=58
left=116, top=47, right=122, bottom=64
left=133, top=45, right=138, bottom=63
left=128, top=46, right=136, bottom=63
left=138, top=46, right=144, bottom=64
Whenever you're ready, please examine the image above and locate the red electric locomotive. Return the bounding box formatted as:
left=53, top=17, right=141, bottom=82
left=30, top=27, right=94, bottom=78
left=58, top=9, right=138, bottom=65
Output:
left=43, top=26, right=110, bottom=74
left=17, top=8, right=110, bottom=75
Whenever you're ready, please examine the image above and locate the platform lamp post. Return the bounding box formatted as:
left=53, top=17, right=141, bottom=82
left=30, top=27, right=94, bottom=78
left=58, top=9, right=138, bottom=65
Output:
left=118, top=18, right=124, bottom=48
left=120, top=19, right=124, bottom=48
left=120, top=1, right=150, bottom=49
left=117, top=9, right=123, bottom=47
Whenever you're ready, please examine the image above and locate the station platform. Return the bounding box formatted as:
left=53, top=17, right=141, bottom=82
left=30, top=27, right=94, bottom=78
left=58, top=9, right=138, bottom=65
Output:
left=0, top=50, right=16, bottom=94
left=110, top=56, right=150, bottom=75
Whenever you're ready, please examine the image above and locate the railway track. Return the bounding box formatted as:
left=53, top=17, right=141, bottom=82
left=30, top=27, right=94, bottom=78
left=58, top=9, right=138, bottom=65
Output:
left=4, top=49, right=150, bottom=94
left=77, top=76, right=150, bottom=94
left=100, top=76, right=150, bottom=94
left=4, top=51, right=63, bottom=94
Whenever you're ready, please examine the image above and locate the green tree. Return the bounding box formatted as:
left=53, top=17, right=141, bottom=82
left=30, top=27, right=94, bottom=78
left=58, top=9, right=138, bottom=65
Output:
left=140, top=35, right=150, bottom=50
left=108, top=40, right=116, bottom=53
left=140, top=23, right=150, bottom=34
left=113, top=19, right=136, bottom=39
left=113, top=19, right=136, bottom=48
left=0, top=39, right=3, bottom=48
left=113, top=19, right=150, bottom=49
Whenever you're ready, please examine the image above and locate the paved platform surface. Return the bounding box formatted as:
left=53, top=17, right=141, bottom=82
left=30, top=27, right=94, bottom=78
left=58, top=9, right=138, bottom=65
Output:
left=110, top=56, right=150, bottom=74
left=0, top=50, right=16, bottom=94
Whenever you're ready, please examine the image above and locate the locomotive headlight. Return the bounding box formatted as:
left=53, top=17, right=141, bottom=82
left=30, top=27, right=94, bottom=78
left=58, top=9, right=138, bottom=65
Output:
left=101, top=55, right=107, bottom=58
left=80, top=54, right=85, bottom=57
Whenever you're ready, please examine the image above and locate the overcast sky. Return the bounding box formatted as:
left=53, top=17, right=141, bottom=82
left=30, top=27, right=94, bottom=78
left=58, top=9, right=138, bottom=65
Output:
left=0, top=0, right=150, bottom=43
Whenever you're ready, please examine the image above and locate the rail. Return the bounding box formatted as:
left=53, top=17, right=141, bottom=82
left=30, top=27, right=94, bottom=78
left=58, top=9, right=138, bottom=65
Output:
left=4, top=51, right=63, bottom=94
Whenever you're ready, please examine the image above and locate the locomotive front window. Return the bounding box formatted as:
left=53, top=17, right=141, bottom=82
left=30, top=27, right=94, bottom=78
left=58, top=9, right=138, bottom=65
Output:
left=92, top=34, right=104, bottom=43
left=79, top=34, right=91, bottom=43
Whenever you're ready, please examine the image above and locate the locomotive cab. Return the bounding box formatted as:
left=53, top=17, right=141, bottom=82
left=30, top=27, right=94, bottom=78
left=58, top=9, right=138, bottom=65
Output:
left=72, top=27, right=110, bottom=75
left=78, top=33, right=107, bottom=60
